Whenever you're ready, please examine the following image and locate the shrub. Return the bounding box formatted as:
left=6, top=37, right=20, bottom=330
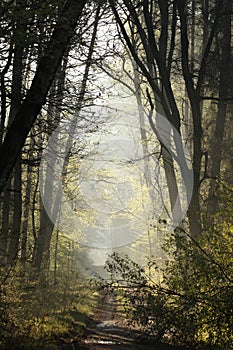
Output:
left=105, top=225, right=233, bottom=349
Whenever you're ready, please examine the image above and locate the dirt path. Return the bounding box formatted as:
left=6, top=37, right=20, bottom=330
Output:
left=82, top=293, right=175, bottom=350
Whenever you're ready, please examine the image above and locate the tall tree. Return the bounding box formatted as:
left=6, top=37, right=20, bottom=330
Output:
left=6, top=0, right=27, bottom=264
left=33, top=4, right=102, bottom=270
left=109, top=0, right=223, bottom=238
left=0, top=0, right=87, bottom=194
left=207, top=0, right=232, bottom=214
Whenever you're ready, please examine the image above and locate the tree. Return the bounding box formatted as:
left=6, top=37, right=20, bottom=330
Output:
left=33, top=3, right=102, bottom=270
left=0, top=0, right=87, bottom=194
left=108, top=0, right=230, bottom=238
left=207, top=0, right=232, bottom=215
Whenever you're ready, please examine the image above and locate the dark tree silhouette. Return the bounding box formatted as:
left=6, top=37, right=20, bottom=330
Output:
left=0, top=0, right=87, bottom=194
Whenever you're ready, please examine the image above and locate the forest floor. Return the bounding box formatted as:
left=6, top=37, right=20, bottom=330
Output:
left=78, top=292, right=185, bottom=350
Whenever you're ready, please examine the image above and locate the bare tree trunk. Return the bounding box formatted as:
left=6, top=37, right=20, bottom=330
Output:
left=0, top=44, right=13, bottom=143
left=34, top=203, right=54, bottom=270
left=207, top=0, right=232, bottom=214
left=0, top=180, right=11, bottom=265
left=20, top=162, right=32, bottom=263
left=33, top=79, right=61, bottom=270
left=132, top=61, right=153, bottom=256
left=7, top=159, right=22, bottom=264
left=5, top=0, right=25, bottom=264
left=177, top=2, right=203, bottom=238
left=54, top=227, right=59, bottom=284
left=31, top=175, right=39, bottom=263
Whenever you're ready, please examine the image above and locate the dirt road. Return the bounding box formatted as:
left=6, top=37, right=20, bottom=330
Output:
left=82, top=293, right=177, bottom=350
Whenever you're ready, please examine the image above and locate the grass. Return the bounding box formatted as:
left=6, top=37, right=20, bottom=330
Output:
left=0, top=271, right=99, bottom=350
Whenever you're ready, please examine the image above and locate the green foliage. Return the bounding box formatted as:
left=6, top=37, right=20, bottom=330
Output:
left=105, top=214, right=233, bottom=349
left=163, top=227, right=233, bottom=348
left=0, top=263, right=97, bottom=349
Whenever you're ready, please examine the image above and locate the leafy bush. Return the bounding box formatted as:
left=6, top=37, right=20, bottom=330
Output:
left=0, top=264, right=97, bottom=349
left=105, top=224, right=233, bottom=349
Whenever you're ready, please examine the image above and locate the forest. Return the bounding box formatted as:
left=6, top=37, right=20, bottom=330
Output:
left=0, top=0, right=232, bottom=349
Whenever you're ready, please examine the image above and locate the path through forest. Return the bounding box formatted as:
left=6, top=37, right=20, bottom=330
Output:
left=81, top=293, right=176, bottom=350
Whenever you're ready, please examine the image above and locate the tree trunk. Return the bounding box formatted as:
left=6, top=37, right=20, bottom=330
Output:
left=20, top=162, right=32, bottom=263
left=132, top=58, right=154, bottom=254
left=0, top=179, right=11, bottom=265
left=33, top=203, right=54, bottom=270
left=5, top=1, right=25, bottom=264
left=7, top=158, right=22, bottom=264
left=177, top=2, right=203, bottom=238
left=33, top=77, right=63, bottom=270
left=207, top=0, right=232, bottom=214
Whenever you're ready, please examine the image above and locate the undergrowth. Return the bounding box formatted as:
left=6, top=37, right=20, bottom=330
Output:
left=0, top=263, right=98, bottom=349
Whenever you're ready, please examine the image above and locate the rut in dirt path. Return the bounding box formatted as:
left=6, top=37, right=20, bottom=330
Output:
left=82, top=293, right=175, bottom=350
